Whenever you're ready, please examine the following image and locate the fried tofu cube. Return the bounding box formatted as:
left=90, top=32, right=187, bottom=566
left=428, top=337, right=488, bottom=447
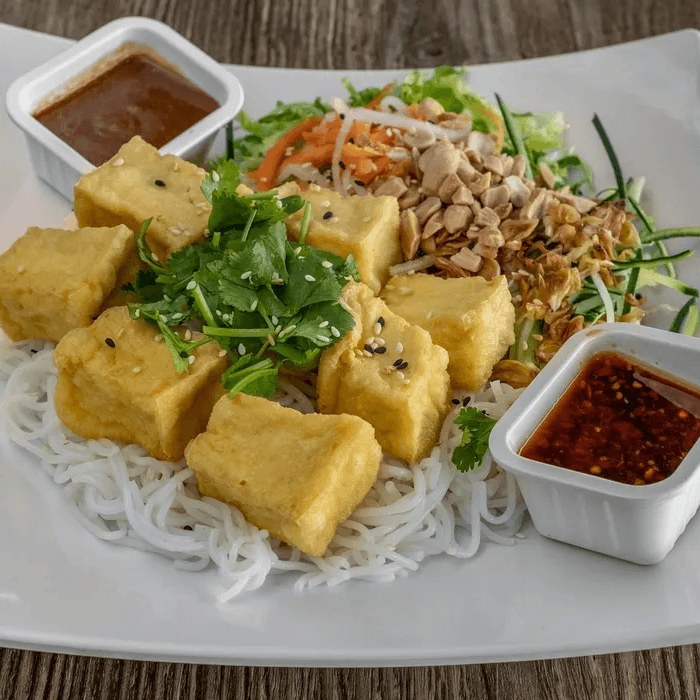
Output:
left=285, top=187, right=401, bottom=294
left=380, top=274, right=515, bottom=391
left=0, top=225, right=135, bottom=342
left=74, top=136, right=211, bottom=262
left=318, top=281, right=450, bottom=463
left=54, top=307, right=228, bottom=462
left=185, top=393, right=382, bottom=556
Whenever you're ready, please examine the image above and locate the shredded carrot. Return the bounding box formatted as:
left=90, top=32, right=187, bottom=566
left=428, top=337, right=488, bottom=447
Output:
left=249, top=116, right=323, bottom=190
left=365, top=83, right=395, bottom=110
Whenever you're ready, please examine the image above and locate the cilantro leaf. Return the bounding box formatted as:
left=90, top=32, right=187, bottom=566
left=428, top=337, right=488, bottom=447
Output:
left=128, top=158, right=356, bottom=399
left=452, top=407, right=498, bottom=472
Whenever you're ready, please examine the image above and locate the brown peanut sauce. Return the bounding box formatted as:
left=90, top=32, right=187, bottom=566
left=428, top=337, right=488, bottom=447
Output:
left=520, top=352, right=700, bottom=485
left=33, top=46, right=219, bottom=166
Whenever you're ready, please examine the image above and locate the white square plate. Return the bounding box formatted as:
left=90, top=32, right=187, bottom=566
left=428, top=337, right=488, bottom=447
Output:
left=2, top=22, right=700, bottom=666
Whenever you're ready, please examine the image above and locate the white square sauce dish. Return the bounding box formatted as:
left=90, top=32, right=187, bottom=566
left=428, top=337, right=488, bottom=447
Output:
left=489, top=322, right=700, bottom=565
left=5, top=16, right=244, bottom=201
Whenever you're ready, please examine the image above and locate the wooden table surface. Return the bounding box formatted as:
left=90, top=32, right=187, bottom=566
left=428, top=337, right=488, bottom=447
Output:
left=2, top=0, right=700, bottom=698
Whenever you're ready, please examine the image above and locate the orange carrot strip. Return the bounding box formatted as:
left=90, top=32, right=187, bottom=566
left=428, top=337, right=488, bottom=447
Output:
left=365, top=83, right=395, bottom=110
left=249, top=116, right=323, bottom=190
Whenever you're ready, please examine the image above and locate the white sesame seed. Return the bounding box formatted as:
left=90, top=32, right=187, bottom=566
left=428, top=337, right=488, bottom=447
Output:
left=384, top=285, right=394, bottom=290
left=355, top=348, right=363, bottom=357
left=396, top=342, right=404, bottom=353
left=399, top=287, right=413, bottom=295
left=272, top=316, right=278, bottom=325
left=238, top=343, right=246, bottom=355
left=132, top=366, right=142, bottom=374
left=113, top=158, right=124, bottom=166
left=134, top=309, right=140, bottom=318
left=375, top=337, right=385, bottom=346
left=305, top=275, right=316, bottom=282
left=363, top=350, right=373, bottom=357
left=154, top=334, right=163, bottom=343
left=331, top=327, right=340, bottom=337
left=363, top=216, right=371, bottom=223
left=215, top=309, right=223, bottom=316
left=294, top=247, right=302, bottom=255
left=322, top=200, right=331, bottom=207
left=240, top=271, right=252, bottom=280
left=322, top=260, right=333, bottom=268
left=521, top=340, right=528, bottom=350
left=17, top=265, right=25, bottom=273
left=260, top=176, right=268, bottom=182
left=275, top=325, right=282, bottom=333
left=117, top=328, right=126, bottom=339
left=319, top=321, right=329, bottom=328
left=276, top=200, right=283, bottom=208
left=515, top=532, right=526, bottom=539
left=173, top=162, right=180, bottom=172
left=219, top=349, right=227, bottom=357
left=329, top=217, right=339, bottom=224
left=188, top=355, right=196, bottom=365
left=186, top=280, right=196, bottom=291
left=366, top=336, right=375, bottom=344
left=172, top=312, right=183, bottom=320
left=318, top=335, right=330, bottom=342
left=397, top=371, right=405, bottom=380
left=374, top=323, right=382, bottom=335
left=268, top=334, right=275, bottom=346
left=251, top=299, right=258, bottom=311
left=184, top=329, right=192, bottom=340
left=152, top=253, right=159, bottom=262
left=425, top=311, right=433, bottom=319
left=212, top=171, right=220, bottom=182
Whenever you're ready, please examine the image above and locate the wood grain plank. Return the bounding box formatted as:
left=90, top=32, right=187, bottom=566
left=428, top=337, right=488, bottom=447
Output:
left=2, top=1, right=700, bottom=699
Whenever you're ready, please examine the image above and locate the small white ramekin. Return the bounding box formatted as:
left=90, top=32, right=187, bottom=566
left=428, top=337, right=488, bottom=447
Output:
left=5, top=17, right=244, bottom=201
left=489, top=322, right=700, bottom=565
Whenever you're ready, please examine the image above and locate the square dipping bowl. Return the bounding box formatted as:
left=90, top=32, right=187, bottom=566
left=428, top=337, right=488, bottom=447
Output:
left=489, top=323, right=700, bottom=565
left=5, top=16, right=244, bottom=201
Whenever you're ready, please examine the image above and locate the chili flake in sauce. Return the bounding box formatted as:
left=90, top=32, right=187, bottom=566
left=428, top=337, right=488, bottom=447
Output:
left=520, top=352, right=700, bottom=485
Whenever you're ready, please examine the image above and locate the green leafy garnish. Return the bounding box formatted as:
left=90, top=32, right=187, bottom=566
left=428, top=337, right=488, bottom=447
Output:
left=452, top=407, right=498, bottom=472
left=397, top=66, right=499, bottom=133
left=342, top=78, right=382, bottom=107
left=128, top=160, right=359, bottom=398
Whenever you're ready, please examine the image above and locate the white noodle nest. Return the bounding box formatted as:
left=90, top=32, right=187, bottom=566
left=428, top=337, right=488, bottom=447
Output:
left=0, top=341, right=526, bottom=601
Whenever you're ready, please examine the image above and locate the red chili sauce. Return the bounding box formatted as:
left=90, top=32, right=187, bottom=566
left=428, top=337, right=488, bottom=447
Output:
left=33, top=48, right=219, bottom=166
left=520, top=352, right=700, bottom=485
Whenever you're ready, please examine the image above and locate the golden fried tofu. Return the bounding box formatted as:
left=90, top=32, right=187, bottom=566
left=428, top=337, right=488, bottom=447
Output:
left=285, top=187, right=401, bottom=294
left=74, top=136, right=210, bottom=262
left=54, top=307, right=228, bottom=462
left=0, top=225, right=135, bottom=342
left=380, top=274, right=515, bottom=391
left=185, top=393, right=382, bottom=556
left=318, top=281, right=450, bottom=463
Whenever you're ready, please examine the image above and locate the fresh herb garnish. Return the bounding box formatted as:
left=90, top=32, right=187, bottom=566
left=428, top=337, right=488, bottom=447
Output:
left=452, top=407, right=498, bottom=472
left=128, top=159, right=359, bottom=398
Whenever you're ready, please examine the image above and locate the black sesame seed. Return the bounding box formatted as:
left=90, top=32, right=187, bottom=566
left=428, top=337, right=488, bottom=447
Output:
left=323, top=211, right=334, bottom=220
left=339, top=113, right=346, bottom=120
left=393, top=358, right=404, bottom=367
left=30, top=349, right=37, bottom=354
left=364, top=344, right=374, bottom=353
left=339, top=161, right=346, bottom=170
left=105, top=337, right=115, bottom=348
left=377, top=316, right=385, bottom=327
left=462, top=396, right=471, bottom=406
left=374, top=346, right=387, bottom=354
left=397, top=361, right=409, bottom=371
left=180, top=350, right=188, bottom=358
left=348, top=137, right=355, bottom=144
left=635, top=293, right=643, bottom=300
left=452, top=398, right=461, bottom=405
left=354, top=179, right=364, bottom=187
left=154, top=179, right=166, bottom=187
